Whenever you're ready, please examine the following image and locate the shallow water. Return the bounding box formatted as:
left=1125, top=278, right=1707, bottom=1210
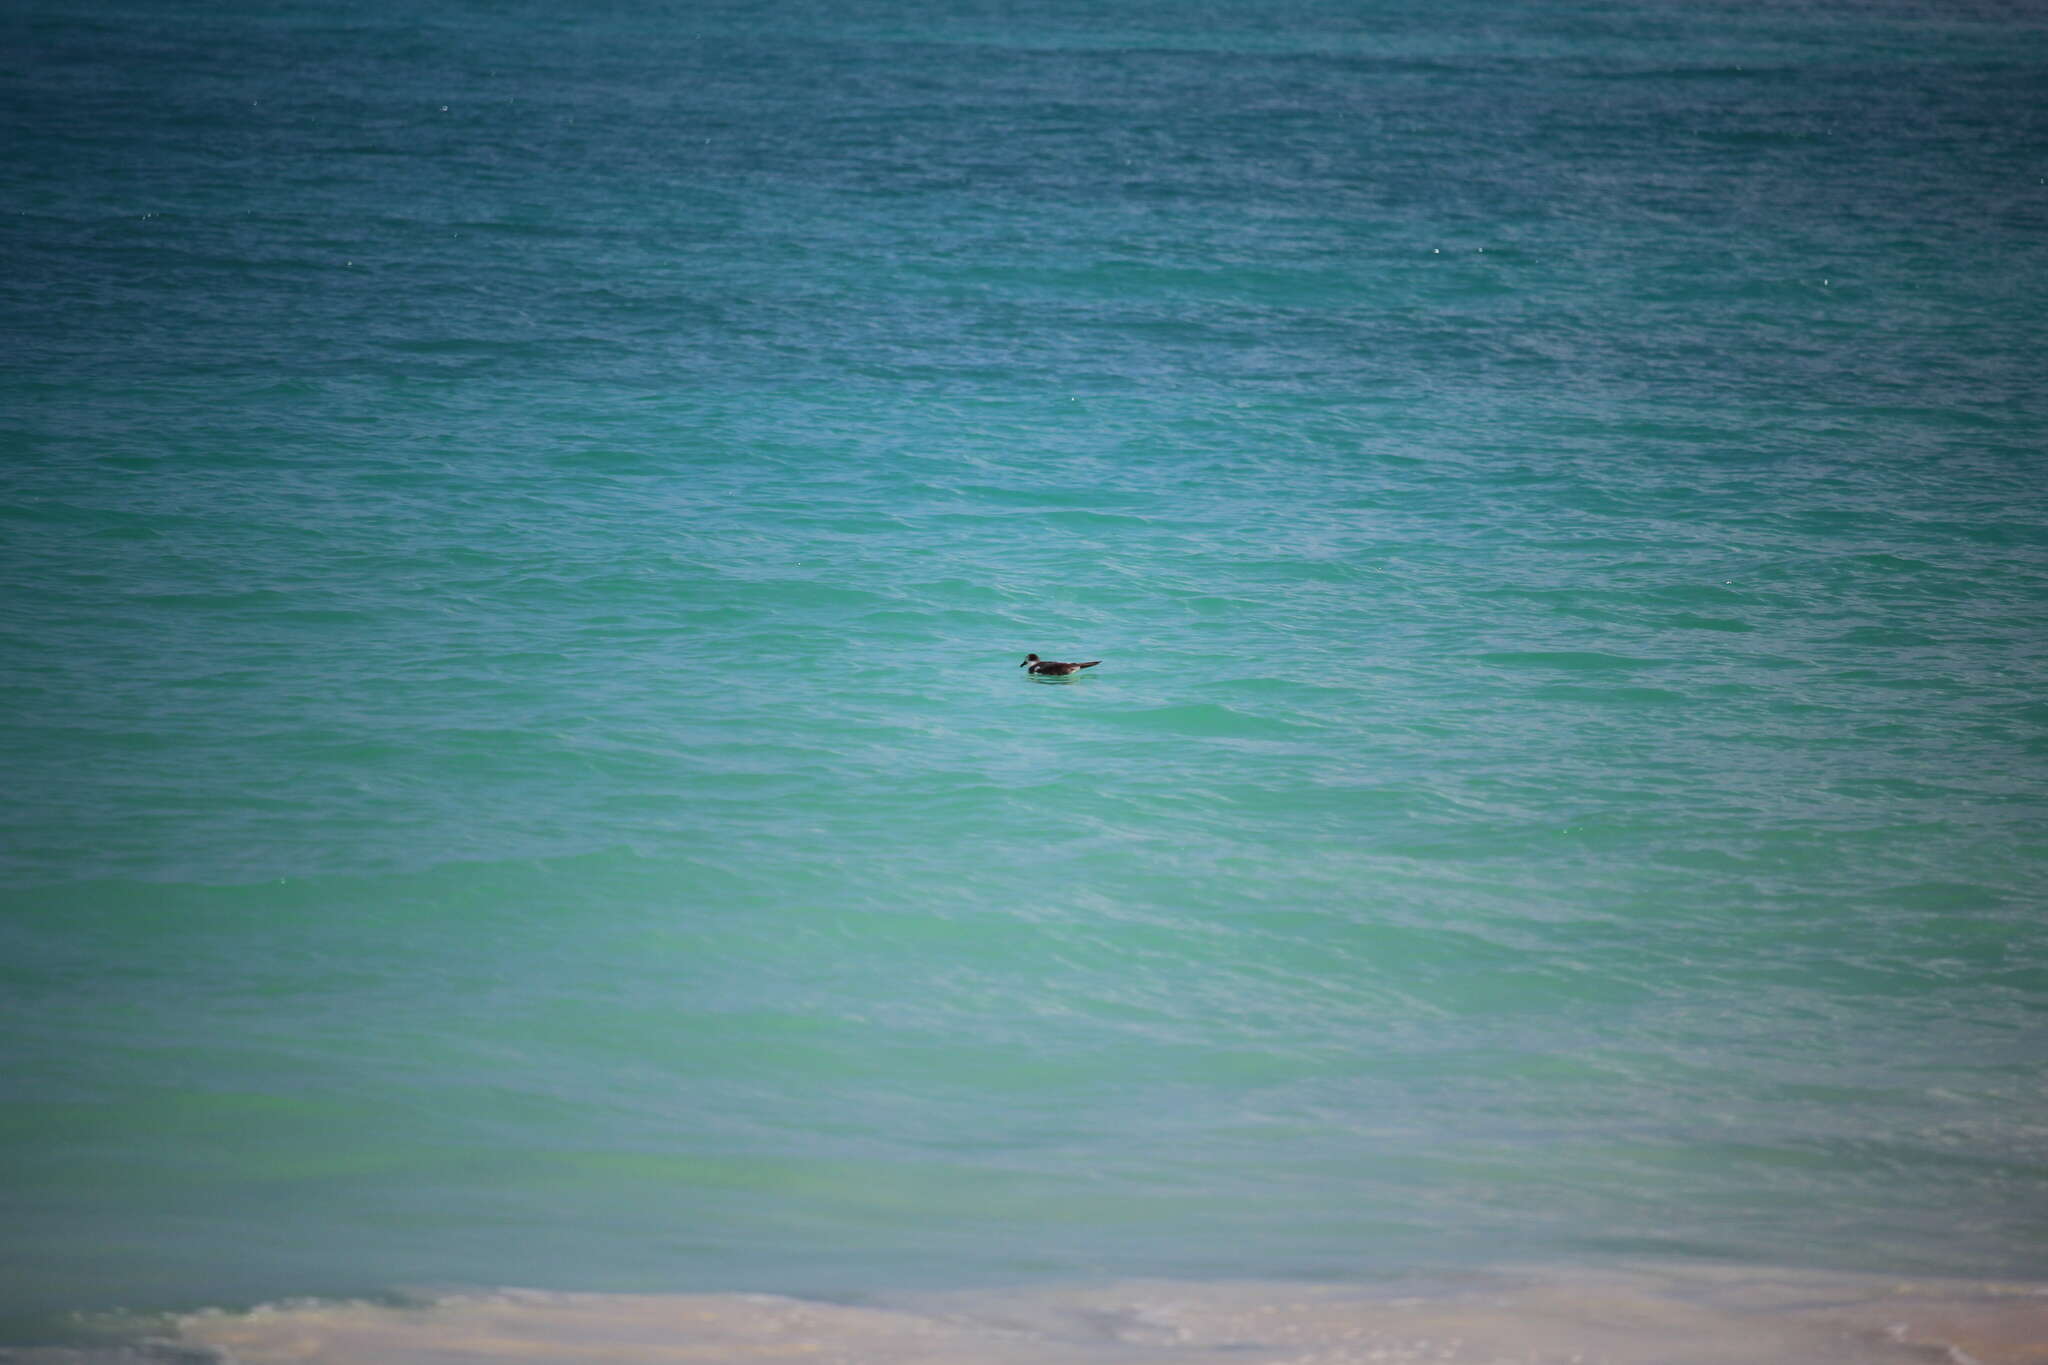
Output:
left=3, top=0, right=2047, bottom=1344
left=13, top=1265, right=2048, bottom=1365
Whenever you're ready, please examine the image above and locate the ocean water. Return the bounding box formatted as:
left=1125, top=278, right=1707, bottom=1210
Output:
left=3, top=0, right=2048, bottom=1354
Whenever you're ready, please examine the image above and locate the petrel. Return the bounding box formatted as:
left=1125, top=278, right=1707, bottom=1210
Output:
left=1021, top=653, right=1101, bottom=675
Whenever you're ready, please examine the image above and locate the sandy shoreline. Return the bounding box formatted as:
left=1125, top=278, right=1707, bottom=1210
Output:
left=5, top=1262, right=2045, bottom=1364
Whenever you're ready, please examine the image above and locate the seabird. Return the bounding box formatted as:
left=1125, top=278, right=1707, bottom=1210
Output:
left=1021, top=653, right=1101, bottom=675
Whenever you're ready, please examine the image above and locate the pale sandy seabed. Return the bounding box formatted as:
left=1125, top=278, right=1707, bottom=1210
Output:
left=6, top=1263, right=2047, bottom=1365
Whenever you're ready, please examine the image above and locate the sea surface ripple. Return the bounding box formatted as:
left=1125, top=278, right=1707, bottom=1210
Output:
left=2, top=0, right=2046, bottom=1334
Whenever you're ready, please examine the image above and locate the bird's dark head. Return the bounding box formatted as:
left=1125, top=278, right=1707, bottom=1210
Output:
left=1020, top=653, right=1040, bottom=667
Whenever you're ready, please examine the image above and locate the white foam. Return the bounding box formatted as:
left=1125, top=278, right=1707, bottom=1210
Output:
left=12, top=1263, right=2046, bottom=1365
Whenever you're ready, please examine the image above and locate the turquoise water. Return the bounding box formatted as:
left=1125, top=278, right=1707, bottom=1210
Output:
left=4, top=0, right=2048, bottom=1338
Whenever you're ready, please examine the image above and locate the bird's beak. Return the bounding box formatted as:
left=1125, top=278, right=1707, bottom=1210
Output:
left=1018, top=660, right=1027, bottom=667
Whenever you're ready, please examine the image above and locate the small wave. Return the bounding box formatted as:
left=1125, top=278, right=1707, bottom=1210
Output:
left=1533, top=683, right=1690, bottom=705
left=1833, top=626, right=1938, bottom=647
left=36, top=1263, right=2046, bottom=1365
left=1103, top=702, right=1321, bottom=740
left=1653, top=613, right=1751, bottom=632
left=1037, top=508, right=1155, bottom=530
left=1477, top=651, right=1661, bottom=672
